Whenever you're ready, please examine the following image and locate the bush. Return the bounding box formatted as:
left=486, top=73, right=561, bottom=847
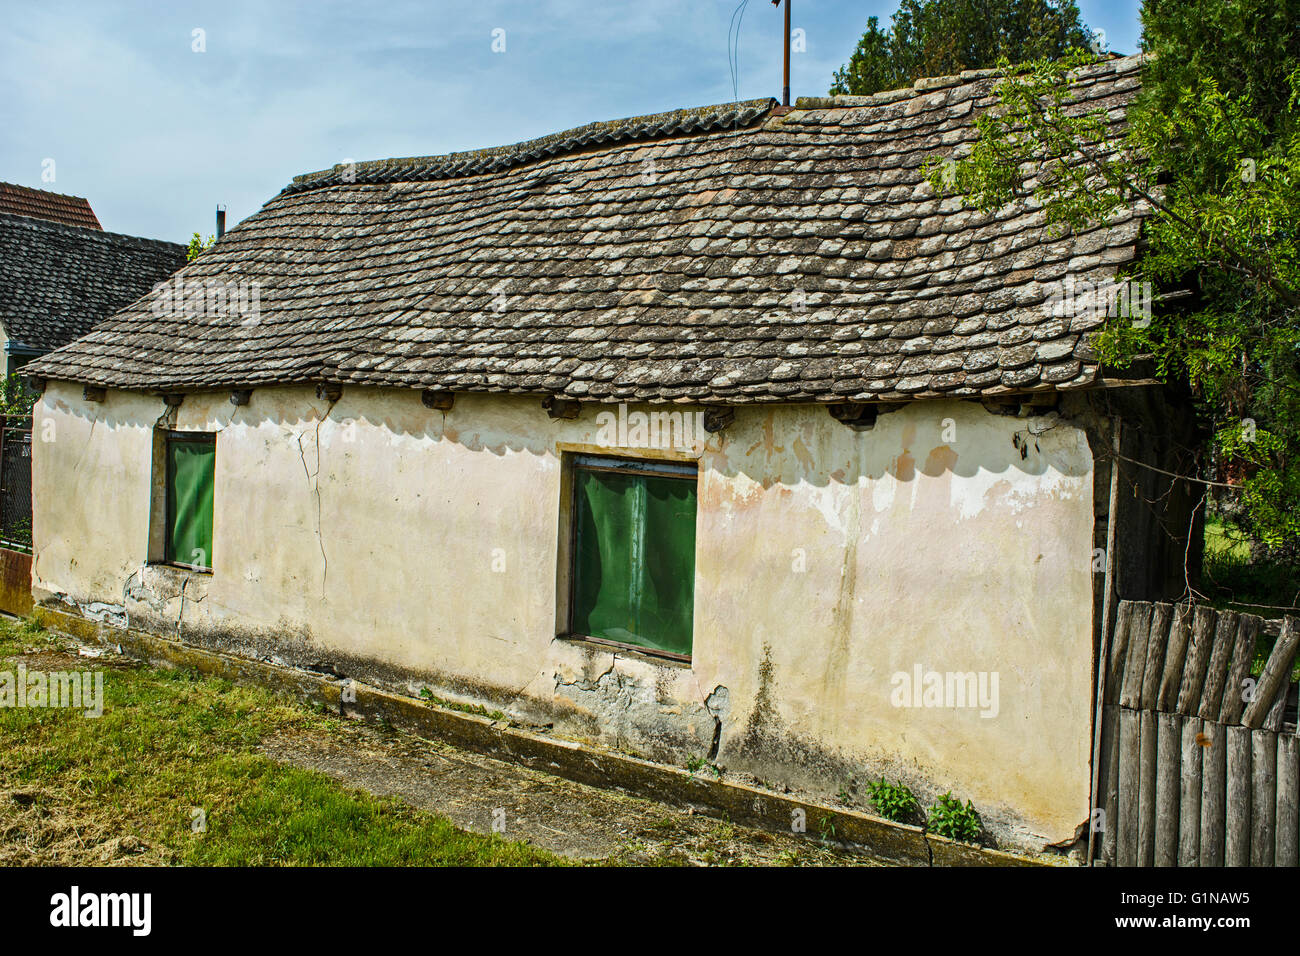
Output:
left=865, top=778, right=920, bottom=823
left=0, top=373, right=36, bottom=417
left=927, top=792, right=982, bottom=843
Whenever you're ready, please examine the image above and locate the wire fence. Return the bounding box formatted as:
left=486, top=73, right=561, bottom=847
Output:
left=0, top=416, right=33, bottom=553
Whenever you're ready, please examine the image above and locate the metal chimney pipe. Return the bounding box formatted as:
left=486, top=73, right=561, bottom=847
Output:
left=216, top=204, right=226, bottom=239
left=772, top=0, right=790, bottom=107
left=782, top=0, right=790, bottom=107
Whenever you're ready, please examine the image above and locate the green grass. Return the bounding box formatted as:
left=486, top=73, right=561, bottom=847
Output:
left=0, top=618, right=564, bottom=866
left=1201, top=516, right=1300, bottom=678
left=1204, top=515, right=1252, bottom=563
left=1202, top=515, right=1299, bottom=613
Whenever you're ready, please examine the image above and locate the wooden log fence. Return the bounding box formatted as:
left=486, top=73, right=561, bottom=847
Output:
left=1096, top=600, right=1299, bottom=866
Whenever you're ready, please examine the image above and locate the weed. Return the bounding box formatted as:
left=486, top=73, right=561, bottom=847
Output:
left=817, top=814, right=837, bottom=842
left=865, top=778, right=920, bottom=823
left=927, top=792, right=982, bottom=843
left=685, top=755, right=722, bottom=778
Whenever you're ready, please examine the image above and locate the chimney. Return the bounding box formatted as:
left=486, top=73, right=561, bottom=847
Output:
left=216, top=204, right=226, bottom=239
left=772, top=0, right=790, bottom=107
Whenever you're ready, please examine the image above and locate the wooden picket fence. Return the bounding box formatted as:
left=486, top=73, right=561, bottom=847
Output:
left=1095, top=600, right=1299, bottom=866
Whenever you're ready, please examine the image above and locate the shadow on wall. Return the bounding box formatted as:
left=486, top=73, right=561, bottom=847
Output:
left=700, top=397, right=1091, bottom=492
left=40, top=385, right=1093, bottom=494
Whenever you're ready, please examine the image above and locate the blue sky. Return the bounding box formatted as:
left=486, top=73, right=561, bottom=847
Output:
left=0, top=1, right=1142, bottom=243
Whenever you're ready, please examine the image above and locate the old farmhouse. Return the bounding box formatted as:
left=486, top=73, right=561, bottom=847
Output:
left=23, top=54, right=1197, bottom=852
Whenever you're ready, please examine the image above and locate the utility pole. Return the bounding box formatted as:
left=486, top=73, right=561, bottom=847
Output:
left=771, top=0, right=791, bottom=107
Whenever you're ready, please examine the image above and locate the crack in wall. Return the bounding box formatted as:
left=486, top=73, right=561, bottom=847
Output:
left=703, top=685, right=730, bottom=761
left=294, top=399, right=336, bottom=598
left=553, top=655, right=618, bottom=694
left=177, top=576, right=189, bottom=640
left=549, top=654, right=727, bottom=762
left=120, top=567, right=141, bottom=631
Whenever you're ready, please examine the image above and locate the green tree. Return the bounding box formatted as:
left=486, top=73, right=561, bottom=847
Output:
left=932, top=0, right=1300, bottom=553
left=187, top=232, right=215, bottom=262
left=830, top=0, right=1094, bottom=96
left=0, top=374, right=36, bottom=417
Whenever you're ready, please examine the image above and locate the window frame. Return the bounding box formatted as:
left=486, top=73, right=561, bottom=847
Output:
left=563, top=452, right=698, bottom=663
left=162, top=430, right=216, bottom=572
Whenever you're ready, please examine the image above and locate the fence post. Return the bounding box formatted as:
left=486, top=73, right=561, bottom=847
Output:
left=1244, top=617, right=1299, bottom=730
left=1251, top=728, right=1277, bottom=866
left=1138, top=605, right=1170, bottom=866
left=1225, top=725, right=1252, bottom=865
left=1179, top=715, right=1203, bottom=866
left=1118, top=707, right=1141, bottom=867
left=1277, top=732, right=1300, bottom=867
left=1199, top=612, right=1239, bottom=719
left=1155, top=712, right=1181, bottom=865
left=1220, top=615, right=1261, bottom=725
left=1158, top=604, right=1194, bottom=711
left=1199, top=721, right=1227, bottom=867
left=1178, top=606, right=1218, bottom=715
left=1100, top=603, right=1136, bottom=865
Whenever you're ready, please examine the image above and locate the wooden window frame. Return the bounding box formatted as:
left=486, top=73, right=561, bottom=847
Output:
left=162, top=430, right=216, bottom=572
left=562, top=452, right=698, bottom=663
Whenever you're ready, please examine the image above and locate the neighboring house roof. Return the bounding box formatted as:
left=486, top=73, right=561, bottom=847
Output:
left=0, top=213, right=187, bottom=353
left=27, top=55, right=1146, bottom=404
left=0, top=182, right=102, bottom=230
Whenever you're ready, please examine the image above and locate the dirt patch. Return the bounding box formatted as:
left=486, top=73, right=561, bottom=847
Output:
left=0, top=789, right=171, bottom=867
left=261, top=722, right=892, bottom=866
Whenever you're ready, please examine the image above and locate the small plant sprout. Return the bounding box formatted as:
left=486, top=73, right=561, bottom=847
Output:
left=865, top=778, right=919, bottom=823
left=927, top=792, right=982, bottom=843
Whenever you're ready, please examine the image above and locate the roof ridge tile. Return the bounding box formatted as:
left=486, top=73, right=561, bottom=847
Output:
left=284, top=98, right=777, bottom=196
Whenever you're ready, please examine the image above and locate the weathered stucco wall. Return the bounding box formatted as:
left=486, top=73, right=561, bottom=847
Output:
left=31, top=382, right=1097, bottom=850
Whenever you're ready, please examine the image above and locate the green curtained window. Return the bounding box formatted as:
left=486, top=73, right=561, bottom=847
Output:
left=569, top=455, right=697, bottom=657
left=165, top=433, right=215, bottom=570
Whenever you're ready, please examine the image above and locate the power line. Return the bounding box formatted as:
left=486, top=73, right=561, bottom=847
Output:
left=1104, top=450, right=1243, bottom=490
left=728, top=0, right=752, bottom=106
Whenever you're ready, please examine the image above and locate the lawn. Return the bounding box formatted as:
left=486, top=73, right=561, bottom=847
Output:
left=1202, top=515, right=1299, bottom=612
left=1201, top=515, right=1299, bottom=677
left=0, top=617, right=564, bottom=866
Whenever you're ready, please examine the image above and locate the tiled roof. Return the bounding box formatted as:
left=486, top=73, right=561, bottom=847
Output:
left=0, top=182, right=102, bottom=230
left=26, top=55, right=1147, bottom=403
left=282, top=98, right=780, bottom=196
left=0, top=213, right=187, bottom=353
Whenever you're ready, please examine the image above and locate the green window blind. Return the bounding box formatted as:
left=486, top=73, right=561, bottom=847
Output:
left=166, top=435, right=215, bottom=569
left=570, top=457, right=697, bottom=657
